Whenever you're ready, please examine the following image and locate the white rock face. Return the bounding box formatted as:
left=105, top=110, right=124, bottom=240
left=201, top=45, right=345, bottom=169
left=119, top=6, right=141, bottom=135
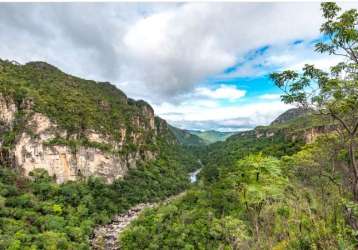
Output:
left=0, top=94, right=17, bottom=127
left=15, top=134, right=129, bottom=183
left=13, top=113, right=123, bottom=183
left=87, top=130, right=113, bottom=145
left=0, top=104, right=157, bottom=183
left=91, top=203, right=155, bottom=250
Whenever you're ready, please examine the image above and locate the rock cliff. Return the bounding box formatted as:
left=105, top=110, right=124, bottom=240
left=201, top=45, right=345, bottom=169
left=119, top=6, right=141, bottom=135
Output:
left=233, top=109, right=334, bottom=144
left=0, top=59, right=177, bottom=183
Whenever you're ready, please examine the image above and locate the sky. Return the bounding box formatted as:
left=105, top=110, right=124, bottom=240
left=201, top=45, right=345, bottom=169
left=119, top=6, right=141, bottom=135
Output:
left=1, top=2, right=357, bottom=131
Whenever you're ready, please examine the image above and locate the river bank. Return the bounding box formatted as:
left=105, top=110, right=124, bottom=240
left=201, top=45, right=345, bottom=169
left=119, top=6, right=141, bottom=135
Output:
left=91, top=203, right=155, bottom=250
left=91, top=167, right=201, bottom=249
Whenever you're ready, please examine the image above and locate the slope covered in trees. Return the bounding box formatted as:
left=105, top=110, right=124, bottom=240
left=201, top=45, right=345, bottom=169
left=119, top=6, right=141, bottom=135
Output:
left=120, top=112, right=356, bottom=249
left=168, top=125, right=206, bottom=146
left=119, top=3, right=358, bottom=249
left=0, top=60, right=202, bottom=248
left=188, top=130, right=238, bottom=144
left=0, top=142, right=199, bottom=249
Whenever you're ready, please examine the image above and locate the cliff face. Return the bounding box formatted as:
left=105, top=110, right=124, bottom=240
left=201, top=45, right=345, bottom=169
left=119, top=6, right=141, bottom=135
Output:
left=0, top=94, right=16, bottom=127
left=253, top=125, right=334, bottom=144
left=233, top=109, right=333, bottom=144
left=0, top=60, right=174, bottom=183
left=13, top=113, right=157, bottom=183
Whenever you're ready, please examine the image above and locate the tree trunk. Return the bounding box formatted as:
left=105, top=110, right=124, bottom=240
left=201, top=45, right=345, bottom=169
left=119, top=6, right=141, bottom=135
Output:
left=342, top=137, right=358, bottom=231
left=348, top=139, right=358, bottom=200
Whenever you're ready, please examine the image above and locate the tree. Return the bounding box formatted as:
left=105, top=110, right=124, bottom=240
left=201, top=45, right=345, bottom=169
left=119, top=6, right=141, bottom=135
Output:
left=270, top=2, right=358, bottom=200
left=234, top=154, right=287, bottom=241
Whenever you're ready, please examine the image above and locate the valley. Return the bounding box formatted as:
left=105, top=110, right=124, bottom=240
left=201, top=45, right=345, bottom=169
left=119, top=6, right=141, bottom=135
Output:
left=0, top=2, right=358, bottom=250
left=91, top=168, right=202, bottom=249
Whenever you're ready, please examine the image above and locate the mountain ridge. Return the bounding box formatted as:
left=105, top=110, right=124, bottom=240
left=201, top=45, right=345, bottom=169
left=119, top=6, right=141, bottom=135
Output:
left=188, top=130, right=238, bottom=144
left=0, top=59, right=196, bottom=183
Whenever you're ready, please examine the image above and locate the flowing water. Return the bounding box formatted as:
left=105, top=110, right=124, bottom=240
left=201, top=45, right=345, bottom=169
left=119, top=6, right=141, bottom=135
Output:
left=91, top=166, right=202, bottom=250
left=189, top=168, right=201, bottom=183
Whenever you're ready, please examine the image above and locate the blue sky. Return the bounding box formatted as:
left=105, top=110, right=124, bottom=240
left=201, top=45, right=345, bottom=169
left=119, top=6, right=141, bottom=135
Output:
left=152, top=36, right=341, bottom=131
left=0, top=2, right=356, bottom=131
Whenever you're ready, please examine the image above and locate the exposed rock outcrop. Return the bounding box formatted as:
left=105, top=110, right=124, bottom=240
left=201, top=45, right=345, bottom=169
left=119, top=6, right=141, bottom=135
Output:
left=91, top=203, right=155, bottom=250
left=0, top=94, right=16, bottom=127
left=0, top=59, right=197, bottom=183
left=91, top=191, right=189, bottom=250
left=0, top=94, right=162, bottom=183
left=7, top=112, right=156, bottom=183
left=251, top=125, right=335, bottom=144
left=0, top=59, right=189, bottom=183
left=233, top=110, right=335, bottom=145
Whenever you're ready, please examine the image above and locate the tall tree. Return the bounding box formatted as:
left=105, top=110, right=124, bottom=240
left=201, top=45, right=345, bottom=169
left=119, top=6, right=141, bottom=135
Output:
left=270, top=2, right=358, bottom=199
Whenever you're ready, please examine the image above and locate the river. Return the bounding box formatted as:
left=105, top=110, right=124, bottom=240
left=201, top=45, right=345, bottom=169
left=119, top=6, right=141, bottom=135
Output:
left=91, top=167, right=202, bottom=250
left=189, top=168, right=201, bottom=183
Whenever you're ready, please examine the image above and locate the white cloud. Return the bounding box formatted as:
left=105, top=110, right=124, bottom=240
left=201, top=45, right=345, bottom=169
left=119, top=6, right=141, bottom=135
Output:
left=259, top=94, right=281, bottom=100
left=3, top=2, right=357, bottom=102
left=194, top=85, right=246, bottom=100
left=152, top=98, right=293, bottom=131
left=219, top=40, right=344, bottom=79
left=118, top=2, right=329, bottom=101
left=1, top=3, right=358, bottom=130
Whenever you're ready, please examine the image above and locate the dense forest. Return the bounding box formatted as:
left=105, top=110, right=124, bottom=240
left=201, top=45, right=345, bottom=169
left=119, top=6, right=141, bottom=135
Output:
left=0, top=140, right=199, bottom=249
left=0, top=141, right=201, bottom=249
left=121, top=132, right=354, bottom=249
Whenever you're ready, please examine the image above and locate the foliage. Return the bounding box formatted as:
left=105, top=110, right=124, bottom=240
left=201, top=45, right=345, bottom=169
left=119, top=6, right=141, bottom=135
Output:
left=120, top=138, right=357, bottom=249
left=188, top=130, right=238, bottom=144
left=270, top=2, right=358, bottom=199
left=121, top=9, right=358, bottom=243
left=0, top=44, right=205, bottom=249
left=0, top=60, right=156, bottom=143
left=200, top=129, right=303, bottom=183
left=0, top=141, right=199, bottom=249
left=168, top=125, right=206, bottom=146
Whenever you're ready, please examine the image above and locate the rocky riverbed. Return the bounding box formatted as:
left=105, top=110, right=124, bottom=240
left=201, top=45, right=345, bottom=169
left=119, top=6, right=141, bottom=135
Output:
left=91, top=203, right=155, bottom=250
left=91, top=167, right=202, bottom=249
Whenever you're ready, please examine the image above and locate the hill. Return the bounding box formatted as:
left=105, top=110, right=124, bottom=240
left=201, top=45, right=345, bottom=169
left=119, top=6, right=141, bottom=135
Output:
left=120, top=107, right=355, bottom=249
left=270, top=107, right=311, bottom=125
left=0, top=59, right=202, bottom=249
left=0, top=59, right=201, bottom=183
left=168, top=125, right=206, bottom=146
left=188, top=130, right=237, bottom=144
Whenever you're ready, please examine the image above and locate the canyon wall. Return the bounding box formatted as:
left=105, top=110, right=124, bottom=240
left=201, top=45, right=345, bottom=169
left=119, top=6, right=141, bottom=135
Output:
left=0, top=96, right=164, bottom=183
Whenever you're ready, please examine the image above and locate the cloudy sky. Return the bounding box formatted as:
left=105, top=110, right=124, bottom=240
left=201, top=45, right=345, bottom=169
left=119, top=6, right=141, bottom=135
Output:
left=1, top=2, right=357, bottom=131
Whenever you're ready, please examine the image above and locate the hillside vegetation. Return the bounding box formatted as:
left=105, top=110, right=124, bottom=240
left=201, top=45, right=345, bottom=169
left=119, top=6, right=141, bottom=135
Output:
left=168, top=125, right=206, bottom=146
left=0, top=60, right=150, bottom=139
left=120, top=111, right=356, bottom=249
left=188, top=130, right=238, bottom=144
left=119, top=3, right=358, bottom=249
left=0, top=142, right=199, bottom=249
left=0, top=59, right=201, bottom=249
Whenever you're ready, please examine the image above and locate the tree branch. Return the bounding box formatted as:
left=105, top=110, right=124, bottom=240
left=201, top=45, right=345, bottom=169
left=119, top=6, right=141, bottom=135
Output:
left=329, top=108, right=352, bottom=134
left=352, top=120, right=358, bottom=136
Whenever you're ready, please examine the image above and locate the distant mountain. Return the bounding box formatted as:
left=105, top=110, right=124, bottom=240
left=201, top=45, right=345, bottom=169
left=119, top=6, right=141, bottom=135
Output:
left=189, top=130, right=238, bottom=144
left=270, top=108, right=311, bottom=126
left=168, top=125, right=206, bottom=146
